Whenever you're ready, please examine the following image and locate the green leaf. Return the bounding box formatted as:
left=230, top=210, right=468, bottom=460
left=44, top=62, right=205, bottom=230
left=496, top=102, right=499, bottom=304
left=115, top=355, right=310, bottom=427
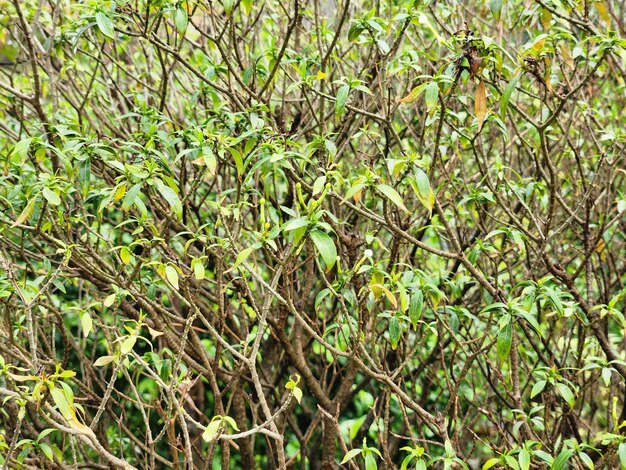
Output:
left=497, top=322, right=513, bottom=363
left=365, top=451, right=378, bottom=470
left=103, top=293, right=116, bottom=307
left=335, top=85, right=350, bottom=117
left=618, top=442, right=626, bottom=470
left=223, top=416, right=240, bottom=432
left=348, top=24, right=365, bottom=41
left=37, top=428, right=56, bottom=441
left=500, top=73, right=521, bottom=119
left=377, top=184, right=408, bottom=212
left=309, top=229, right=337, bottom=270
left=531, top=380, right=547, bottom=398
left=482, top=458, right=501, bottom=470
left=579, top=451, right=594, bottom=469
left=409, top=290, right=423, bottom=328
left=174, top=7, right=188, bottom=32
left=79, top=159, right=91, bottom=198
left=519, top=448, right=530, bottom=470
left=490, top=0, right=503, bottom=18
left=120, top=246, right=131, bottom=265
left=50, top=387, right=72, bottom=420
left=39, top=442, right=54, bottom=462
left=341, top=448, right=362, bottom=464
left=551, top=449, right=573, bottom=470
left=389, top=316, right=401, bottom=349
left=42, top=187, right=61, bottom=206
left=411, top=168, right=435, bottom=212
left=227, top=247, right=254, bottom=273
left=424, top=80, right=439, bottom=113
left=555, top=383, right=575, bottom=408
left=122, top=183, right=142, bottom=211
left=282, top=217, right=309, bottom=232
left=156, top=182, right=182, bottom=221
left=312, top=176, right=326, bottom=196
left=11, top=138, right=32, bottom=158
left=95, top=12, right=115, bottom=39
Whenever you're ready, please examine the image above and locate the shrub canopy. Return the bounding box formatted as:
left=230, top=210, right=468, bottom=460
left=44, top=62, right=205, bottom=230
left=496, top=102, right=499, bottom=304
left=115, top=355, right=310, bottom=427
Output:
left=1, top=0, right=626, bottom=468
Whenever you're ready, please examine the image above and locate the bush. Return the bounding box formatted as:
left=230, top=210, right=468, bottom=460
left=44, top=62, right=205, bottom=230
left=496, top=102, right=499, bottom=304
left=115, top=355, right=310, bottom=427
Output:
left=1, top=0, right=626, bottom=468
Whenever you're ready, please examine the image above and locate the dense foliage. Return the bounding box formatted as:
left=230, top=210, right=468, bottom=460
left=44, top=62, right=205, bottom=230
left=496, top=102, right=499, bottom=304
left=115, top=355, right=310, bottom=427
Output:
left=1, top=0, right=626, bottom=468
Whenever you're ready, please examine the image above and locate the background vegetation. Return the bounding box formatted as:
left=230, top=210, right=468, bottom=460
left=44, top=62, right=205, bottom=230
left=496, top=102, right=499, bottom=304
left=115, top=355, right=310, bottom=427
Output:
left=1, top=0, right=626, bottom=468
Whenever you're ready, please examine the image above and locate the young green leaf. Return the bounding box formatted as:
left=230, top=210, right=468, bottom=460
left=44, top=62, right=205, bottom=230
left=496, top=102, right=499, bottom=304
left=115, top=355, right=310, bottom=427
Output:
left=341, top=448, right=363, bottom=464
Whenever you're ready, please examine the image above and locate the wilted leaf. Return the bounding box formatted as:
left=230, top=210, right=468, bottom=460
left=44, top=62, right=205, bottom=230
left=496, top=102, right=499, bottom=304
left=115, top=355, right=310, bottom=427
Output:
left=475, top=81, right=487, bottom=130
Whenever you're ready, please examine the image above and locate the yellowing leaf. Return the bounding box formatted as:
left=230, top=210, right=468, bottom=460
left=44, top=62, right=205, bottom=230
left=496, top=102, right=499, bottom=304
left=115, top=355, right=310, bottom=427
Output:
left=193, top=260, right=205, bottom=280
left=80, top=311, right=93, bottom=338
left=541, top=9, right=552, bottom=29
left=399, top=84, right=424, bottom=104
left=475, top=81, right=487, bottom=130
left=559, top=44, right=575, bottom=70
left=314, top=70, right=327, bottom=80
left=165, top=264, right=179, bottom=289
left=369, top=272, right=384, bottom=300
left=292, top=386, right=303, bottom=404
left=94, top=355, right=115, bottom=367
left=202, top=419, right=222, bottom=442
left=12, top=197, right=37, bottom=227
left=120, top=336, right=137, bottom=355
left=103, top=293, right=116, bottom=307
left=148, top=326, right=164, bottom=338
left=382, top=287, right=398, bottom=308
left=113, top=183, right=127, bottom=202
left=119, top=246, right=131, bottom=265
left=595, top=1, right=610, bottom=24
